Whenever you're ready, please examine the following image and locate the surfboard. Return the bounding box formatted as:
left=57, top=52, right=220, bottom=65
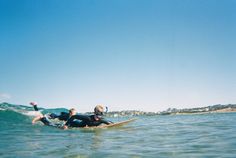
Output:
left=83, top=118, right=137, bottom=129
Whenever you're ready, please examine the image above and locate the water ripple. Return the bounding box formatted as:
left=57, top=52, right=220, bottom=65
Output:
left=1, top=113, right=236, bottom=157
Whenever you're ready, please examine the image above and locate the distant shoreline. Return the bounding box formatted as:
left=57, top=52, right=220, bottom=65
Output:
left=103, top=104, right=236, bottom=117
left=1, top=102, right=236, bottom=117
left=172, top=109, right=236, bottom=115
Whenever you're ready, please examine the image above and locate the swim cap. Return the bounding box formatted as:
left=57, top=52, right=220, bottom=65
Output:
left=30, top=102, right=37, bottom=106
left=69, top=108, right=77, bottom=114
left=94, top=105, right=104, bottom=115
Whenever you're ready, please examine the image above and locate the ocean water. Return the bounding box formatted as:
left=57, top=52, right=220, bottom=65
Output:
left=0, top=103, right=236, bottom=158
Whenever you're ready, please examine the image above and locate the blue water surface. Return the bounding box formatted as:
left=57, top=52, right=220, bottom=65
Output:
left=0, top=104, right=236, bottom=158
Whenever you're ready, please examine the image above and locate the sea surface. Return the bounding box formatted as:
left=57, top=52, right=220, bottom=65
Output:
left=0, top=103, right=236, bottom=158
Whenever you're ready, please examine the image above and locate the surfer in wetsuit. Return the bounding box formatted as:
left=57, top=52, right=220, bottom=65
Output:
left=63, top=105, right=113, bottom=129
left=31, top=102, right=72, bottom=121
left=30, top=102, right=79, bottom=127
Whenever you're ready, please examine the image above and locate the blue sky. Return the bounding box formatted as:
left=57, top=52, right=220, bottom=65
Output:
left=0, top=0, right=235, bottom=112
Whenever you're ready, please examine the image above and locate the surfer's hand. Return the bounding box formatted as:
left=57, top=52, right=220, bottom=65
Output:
left=62, top=125, right=68, bottom=130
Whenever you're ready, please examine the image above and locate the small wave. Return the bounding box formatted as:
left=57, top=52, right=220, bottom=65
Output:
left=23, top=111, right=42, bottom=116
left=0, top=102, right=69, bottom=115
left=0, top=109, right=29, bottom=124
left=0, top=107, right=5, bottom=111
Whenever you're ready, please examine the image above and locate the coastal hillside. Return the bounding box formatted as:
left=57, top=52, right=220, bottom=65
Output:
left=104, top=104, right=236, bottom=117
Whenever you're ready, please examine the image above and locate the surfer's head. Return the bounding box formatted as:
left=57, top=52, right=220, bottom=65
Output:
left=69, top=108, right=77, bottom=116
left=94, top=105, right=104, bottom=115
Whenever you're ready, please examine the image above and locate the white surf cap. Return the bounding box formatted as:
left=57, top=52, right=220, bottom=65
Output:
left=94, top=105, right=104, bottom=115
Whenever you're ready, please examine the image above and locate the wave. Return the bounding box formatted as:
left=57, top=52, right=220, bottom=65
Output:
left=0, top=102, right=69, bottom=124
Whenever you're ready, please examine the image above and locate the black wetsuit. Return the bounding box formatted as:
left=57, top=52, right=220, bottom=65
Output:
left=50, top=112, right=85, bottom=127
left=33, top=105, right=39, bottom=111
left=39, top=116, right=63, bottom=127
left=33, top=105, right=80, bottom=127
left=65, top=114, right=112, bottom=127
left=33, top=105, right=70, bottom=121
left=49, top=112, right=70, bottom=121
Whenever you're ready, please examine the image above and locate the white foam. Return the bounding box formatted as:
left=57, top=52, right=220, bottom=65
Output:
left=0, top=107, right=6, bottom=111
left=23, top=111, right=42, bottom=116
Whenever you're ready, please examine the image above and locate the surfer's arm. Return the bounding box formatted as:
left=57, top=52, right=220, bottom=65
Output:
left=63, top=116, right=75, bottom=129
left=65, top=115, right=90, bottom=126
left=32, top=114, right=43, bottom=124
left=57, top=112, right=70, bottom=121
left=63, top=115, right=91, bottom=129
left=48, top=113, right=59, bottom=119
left=101, top=119, right=113, bottom=125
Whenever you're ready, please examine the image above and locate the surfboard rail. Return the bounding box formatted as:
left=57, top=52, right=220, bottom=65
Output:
left=81, top=118, right=137, bottom=129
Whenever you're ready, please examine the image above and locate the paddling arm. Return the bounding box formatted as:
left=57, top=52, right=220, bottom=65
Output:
left=65, top=115, right=91, bottom=126
left=100, top=119, right=113, bottom=125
